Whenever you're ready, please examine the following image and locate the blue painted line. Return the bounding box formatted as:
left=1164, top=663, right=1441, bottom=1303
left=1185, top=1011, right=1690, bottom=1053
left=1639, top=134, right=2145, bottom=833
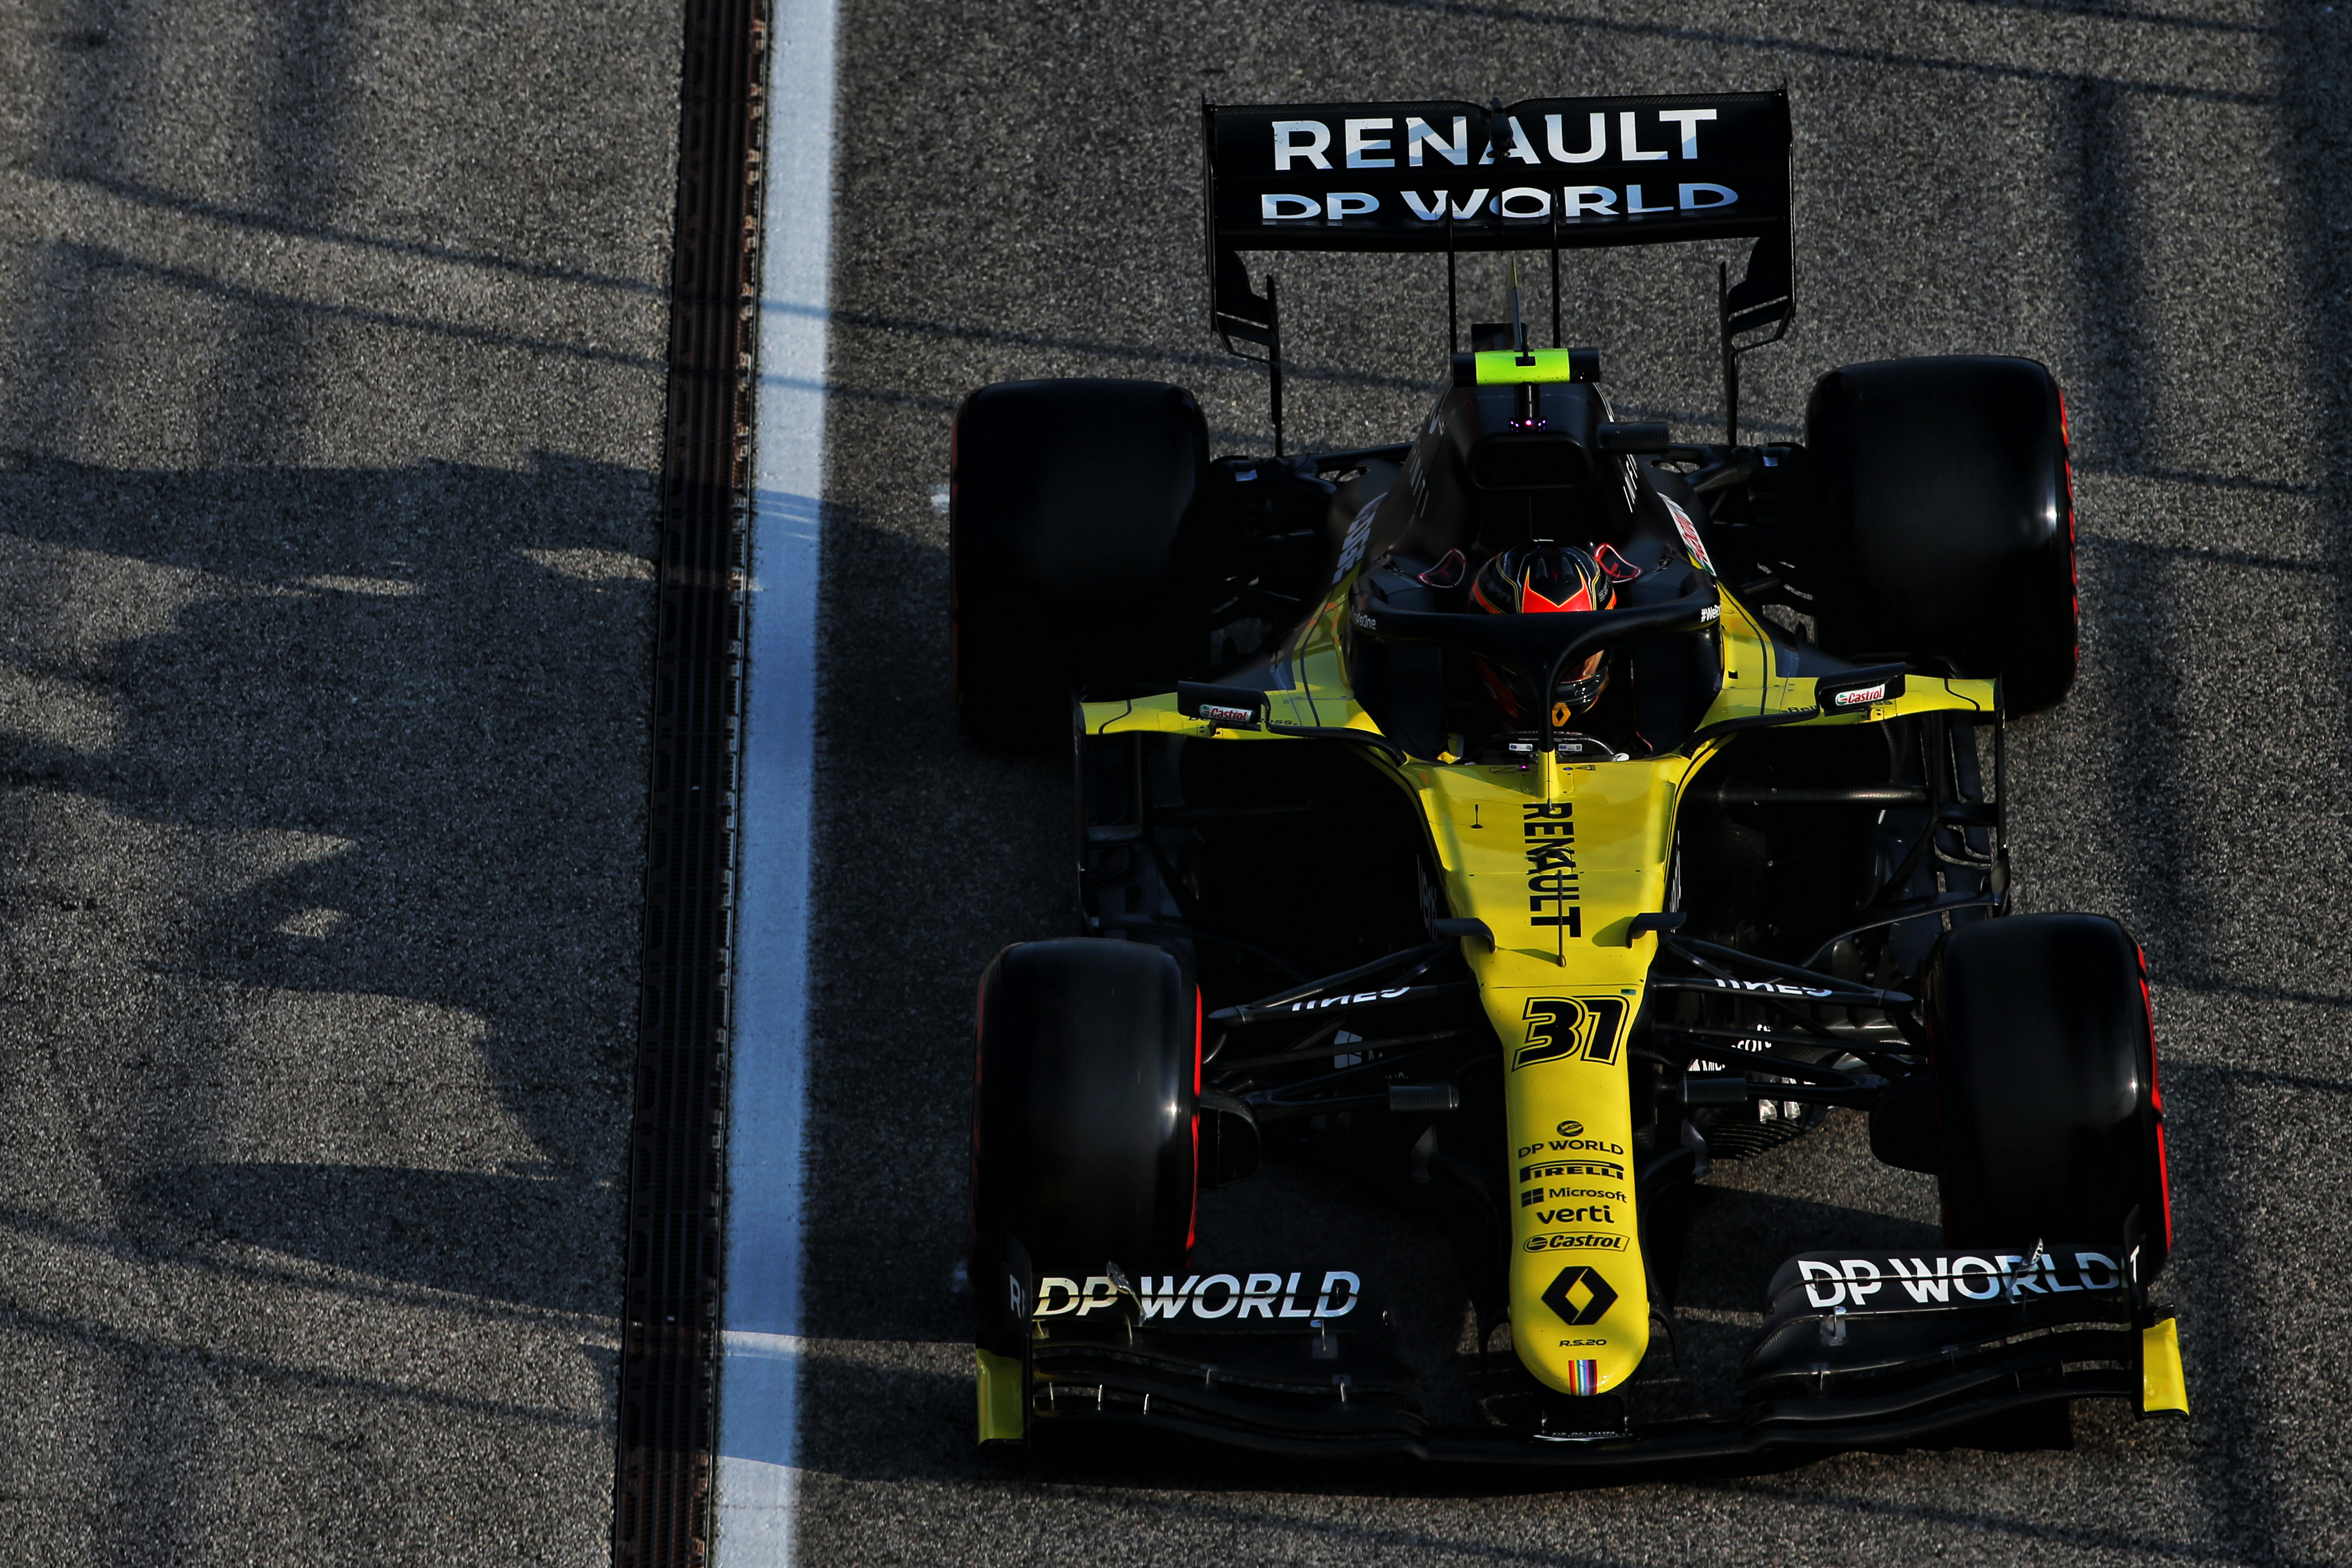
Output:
left=714, top=0, right=837, bottom=1559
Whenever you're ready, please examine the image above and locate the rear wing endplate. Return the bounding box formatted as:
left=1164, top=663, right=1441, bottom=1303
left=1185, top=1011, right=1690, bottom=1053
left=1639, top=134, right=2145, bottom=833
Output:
left=1202, top=93, right=1793, bottom=446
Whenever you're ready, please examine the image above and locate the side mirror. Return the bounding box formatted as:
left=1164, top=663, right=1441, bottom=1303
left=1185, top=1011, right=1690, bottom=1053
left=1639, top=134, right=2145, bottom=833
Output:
left=1176, top=681, right=1267, bottom=730
left=1815, top=666, right=1908, bottom=711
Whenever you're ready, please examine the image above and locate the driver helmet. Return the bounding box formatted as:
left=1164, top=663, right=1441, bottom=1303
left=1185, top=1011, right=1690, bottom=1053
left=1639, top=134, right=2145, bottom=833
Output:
left=1468, top=544, right=1616, bottom=727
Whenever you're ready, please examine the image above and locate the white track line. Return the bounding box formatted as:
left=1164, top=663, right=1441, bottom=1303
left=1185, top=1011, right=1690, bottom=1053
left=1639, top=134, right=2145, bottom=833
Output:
left=714, top=0, right=837, bottom=1560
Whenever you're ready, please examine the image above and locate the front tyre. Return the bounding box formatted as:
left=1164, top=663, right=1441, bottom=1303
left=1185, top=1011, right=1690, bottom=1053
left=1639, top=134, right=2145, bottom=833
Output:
left=1931, top=913, right=2172, bottom=1279
left=969, top=939, right=1199, bottom=1352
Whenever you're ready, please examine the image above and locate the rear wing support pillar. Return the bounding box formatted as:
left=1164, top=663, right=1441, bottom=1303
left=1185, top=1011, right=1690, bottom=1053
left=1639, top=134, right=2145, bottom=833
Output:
left=1718, top=220, right=1793, bottom=446
left=1209, top=247, right=1287, bottom=459
left=1446, top=215, right=1458, bottom=355
left=1549, top=210, right=1563, bottom=348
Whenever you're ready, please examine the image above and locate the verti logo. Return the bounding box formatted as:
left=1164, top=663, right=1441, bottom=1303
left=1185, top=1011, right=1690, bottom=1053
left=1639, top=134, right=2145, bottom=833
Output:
left=1542, top=1264, right=1618, bottom=1326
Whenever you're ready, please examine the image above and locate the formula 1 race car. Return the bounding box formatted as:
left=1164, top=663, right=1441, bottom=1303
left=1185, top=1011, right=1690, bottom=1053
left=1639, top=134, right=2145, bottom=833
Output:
left=952, top=91, right=2185, bottom=1467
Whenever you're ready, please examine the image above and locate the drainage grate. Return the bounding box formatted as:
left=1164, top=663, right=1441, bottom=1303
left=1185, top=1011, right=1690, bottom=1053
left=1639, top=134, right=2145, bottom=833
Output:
left=615, top=0, right=763, bottom=1559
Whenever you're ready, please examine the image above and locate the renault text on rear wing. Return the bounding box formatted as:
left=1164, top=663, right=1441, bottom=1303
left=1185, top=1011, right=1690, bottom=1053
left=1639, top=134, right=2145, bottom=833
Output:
left=1205, top=94, right=1789, bottom=252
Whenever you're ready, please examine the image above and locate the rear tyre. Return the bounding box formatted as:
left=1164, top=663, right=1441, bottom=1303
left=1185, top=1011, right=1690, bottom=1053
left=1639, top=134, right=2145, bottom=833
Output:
left=1930, top=914, right=2171, bottom=1279
left=969, top=939, right=1199, bottom=1351
left=950, top=379, right=1211, bottom=748
left=1804, top=356, right=2078, bottom=712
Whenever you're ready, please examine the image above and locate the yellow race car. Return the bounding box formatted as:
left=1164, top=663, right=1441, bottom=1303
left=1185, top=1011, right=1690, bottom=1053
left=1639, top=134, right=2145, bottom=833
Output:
left=955, top=92, right=2182, bottom=1466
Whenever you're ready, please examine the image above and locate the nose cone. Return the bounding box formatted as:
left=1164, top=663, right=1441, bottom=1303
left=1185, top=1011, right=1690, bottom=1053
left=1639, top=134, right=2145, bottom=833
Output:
left=1505, top=1078, right=1651, bottom=1395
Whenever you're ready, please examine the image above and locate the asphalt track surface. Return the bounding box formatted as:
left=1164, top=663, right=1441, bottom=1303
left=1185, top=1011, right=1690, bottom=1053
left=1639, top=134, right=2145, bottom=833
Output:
left=0, top=0, right=672, bottom=1558
left=793, top=1, right=2352, bottom=1565
left=3, top=1, right=2350, bottom=1566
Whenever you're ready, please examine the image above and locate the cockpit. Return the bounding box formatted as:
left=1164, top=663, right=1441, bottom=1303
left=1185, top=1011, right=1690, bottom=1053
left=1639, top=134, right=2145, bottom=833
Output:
left=1343, top=335, right=1726, bottom=763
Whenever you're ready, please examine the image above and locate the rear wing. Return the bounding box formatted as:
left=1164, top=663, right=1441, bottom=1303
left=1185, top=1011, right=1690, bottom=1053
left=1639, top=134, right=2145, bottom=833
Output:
left=1201, top=93, right=1793, bottom=447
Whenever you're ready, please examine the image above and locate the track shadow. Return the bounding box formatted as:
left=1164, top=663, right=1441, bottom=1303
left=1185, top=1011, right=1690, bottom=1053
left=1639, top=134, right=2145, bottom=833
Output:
left=0, top=444, right=650, bottom=1563
left=138, top=1163, right=613, bottom=1314
left=0, top=448, right=652, bottom=1215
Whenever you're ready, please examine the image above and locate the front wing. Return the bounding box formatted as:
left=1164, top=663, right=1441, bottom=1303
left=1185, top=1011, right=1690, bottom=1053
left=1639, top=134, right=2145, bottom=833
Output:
left=977, top=1247, right=2188, bottom=1465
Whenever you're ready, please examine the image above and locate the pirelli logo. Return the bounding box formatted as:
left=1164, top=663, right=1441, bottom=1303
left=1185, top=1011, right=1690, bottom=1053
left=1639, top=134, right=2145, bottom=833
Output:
left=1521, top=1160, right=1627, bottom=1182
left=1513, top=995, right=1628, bottom=1071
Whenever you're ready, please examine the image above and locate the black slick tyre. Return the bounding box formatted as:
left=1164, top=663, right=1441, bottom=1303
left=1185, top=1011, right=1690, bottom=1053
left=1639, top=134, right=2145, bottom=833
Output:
left=1804, top=356, right=2078, bottom=713
left=950, top=379, right=1211, bottom=748
left=969, top=939, right=1199, bottom=1349
left=1930, top=913, right=2172, bottom=1279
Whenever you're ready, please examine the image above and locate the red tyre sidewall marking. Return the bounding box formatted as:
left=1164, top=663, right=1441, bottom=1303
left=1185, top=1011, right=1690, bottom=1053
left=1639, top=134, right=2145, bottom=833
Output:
left=2136, top=945, right=2175, bottom=1251
left=1188, top=988, right=1202, bottom=1252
